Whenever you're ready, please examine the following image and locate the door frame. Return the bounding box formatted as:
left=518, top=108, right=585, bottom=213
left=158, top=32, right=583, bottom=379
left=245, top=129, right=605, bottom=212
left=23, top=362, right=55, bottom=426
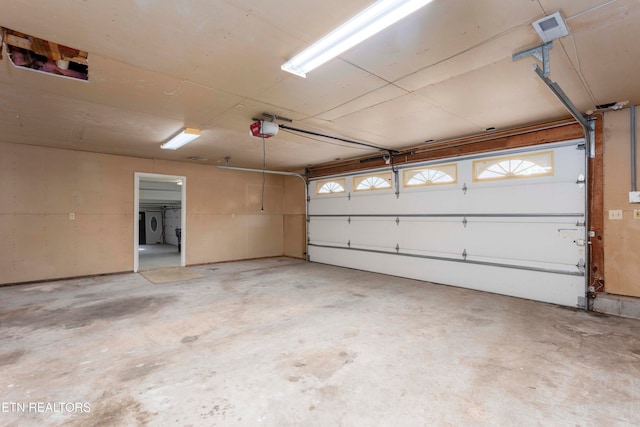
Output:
left=134, top=172, right=186, bottom=272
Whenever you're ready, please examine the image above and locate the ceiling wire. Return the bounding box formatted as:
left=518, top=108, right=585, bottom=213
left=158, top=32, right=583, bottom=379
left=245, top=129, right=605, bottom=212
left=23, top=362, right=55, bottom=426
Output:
left=534, top=0, right=546, bottom=14
left=561, top=36, right=599, bottom=106
left=163, top=79, right=215, bottom=96
left=566, top=0, right=621, bottom=21
left=378, top=21, right=531, bottom=88
left=557, top=0, right=624, bottom=107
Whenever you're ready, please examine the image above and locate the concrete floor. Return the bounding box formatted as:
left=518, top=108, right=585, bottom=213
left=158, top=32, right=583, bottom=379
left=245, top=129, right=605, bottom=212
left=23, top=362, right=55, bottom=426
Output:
left=138, top=244, right=180, bottom=270
left=1, top=257, right=639, bottom=426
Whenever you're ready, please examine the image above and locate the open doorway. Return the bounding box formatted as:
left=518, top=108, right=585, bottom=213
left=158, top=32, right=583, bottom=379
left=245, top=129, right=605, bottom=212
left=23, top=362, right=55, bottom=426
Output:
left=134, top=173, right=186, bottom=272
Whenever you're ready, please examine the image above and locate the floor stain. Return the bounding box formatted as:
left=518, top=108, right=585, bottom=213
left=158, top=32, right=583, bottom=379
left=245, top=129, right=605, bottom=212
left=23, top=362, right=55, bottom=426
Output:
left=119, top=361, right=164, bottom=382
left=0, top=349, right=27, bottom=366
left=0, top=305, right=42, bottom=320
left=64, top=392, right=151, bottom=427
left=467, top=405, right=491, bottom=422
left=0, top=296, right=175, bottom=330
left=555, top=323, right=604, bottom=337
left=74, top=293, right=106, bottom=300
left=64, top=321, right=90, bottom=329
left=200, top=399, right=234, bottom=420
left=465, top=316, right=494, bottom=326
left=231, top=262, right=303, bottom=276
left=343, top=329, right=359, bottom=339
left=181, top=335, right=198, bottom=343
left=290, top=349, right=356, bottom=380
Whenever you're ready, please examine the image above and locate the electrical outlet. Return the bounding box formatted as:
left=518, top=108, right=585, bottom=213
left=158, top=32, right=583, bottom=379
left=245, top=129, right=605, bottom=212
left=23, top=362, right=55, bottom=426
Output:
left=634, top=210, right=640, bottom=219
left=609, top=210, right=623, bottom=220
left=69, top=212, right=75, bottom=220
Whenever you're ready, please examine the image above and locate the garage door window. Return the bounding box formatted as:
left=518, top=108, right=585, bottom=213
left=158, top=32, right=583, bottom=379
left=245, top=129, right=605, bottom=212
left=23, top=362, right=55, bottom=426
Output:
left=353, top=172, right=392, bottom=191
left=316, top=178, right=346, bottom=194
left=473, top=151, right=554, bottom=181
left=403, top=164, right=457, bottom=187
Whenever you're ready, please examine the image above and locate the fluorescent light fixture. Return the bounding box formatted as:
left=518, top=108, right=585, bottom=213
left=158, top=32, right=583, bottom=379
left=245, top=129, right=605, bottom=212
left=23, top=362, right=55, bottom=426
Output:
left=161, top=128, right=201, bottom=150
left=281, top=0, right=434, bottom=78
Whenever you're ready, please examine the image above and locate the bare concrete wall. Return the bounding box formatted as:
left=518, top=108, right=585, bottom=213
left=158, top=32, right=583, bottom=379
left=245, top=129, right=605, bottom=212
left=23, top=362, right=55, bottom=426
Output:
left=603, top=109, right=640, bottom=297
left=0, top=143, right=288, bottom=284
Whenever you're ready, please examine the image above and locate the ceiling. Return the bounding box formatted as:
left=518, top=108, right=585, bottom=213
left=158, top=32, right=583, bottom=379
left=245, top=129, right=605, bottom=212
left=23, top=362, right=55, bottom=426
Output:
left=1, top=0, right=638, bottom=171
left=139, top=178, right=183, bottom=206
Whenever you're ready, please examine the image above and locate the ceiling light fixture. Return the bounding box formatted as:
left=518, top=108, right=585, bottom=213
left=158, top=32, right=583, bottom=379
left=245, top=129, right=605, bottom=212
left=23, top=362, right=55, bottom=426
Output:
left=161, top=128, right=201, bottom=150
left=281, top=0, right=434, bottom=78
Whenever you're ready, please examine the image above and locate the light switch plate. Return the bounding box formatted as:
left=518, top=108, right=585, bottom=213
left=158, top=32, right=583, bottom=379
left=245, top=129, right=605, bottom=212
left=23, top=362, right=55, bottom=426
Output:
left=609, top=210, right=623, bottom=220
left=634, top=210, right=640, bottom=219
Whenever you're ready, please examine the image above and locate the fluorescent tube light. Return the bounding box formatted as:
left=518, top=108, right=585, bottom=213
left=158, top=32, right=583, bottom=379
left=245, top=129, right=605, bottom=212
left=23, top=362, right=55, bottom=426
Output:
left=281, top=0, right=434, bottom=78
left=161, top=128, right=201, bottom=150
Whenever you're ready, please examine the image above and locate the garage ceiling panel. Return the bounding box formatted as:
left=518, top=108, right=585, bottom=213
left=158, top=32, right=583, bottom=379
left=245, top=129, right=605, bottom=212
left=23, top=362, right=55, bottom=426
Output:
left=0, top=0, right=638, bottom=169
left=328, top=92, right=480, bottom=146
left=413, top=56, right=588, bottom=131
left=341, top=0, right=542, bottom=83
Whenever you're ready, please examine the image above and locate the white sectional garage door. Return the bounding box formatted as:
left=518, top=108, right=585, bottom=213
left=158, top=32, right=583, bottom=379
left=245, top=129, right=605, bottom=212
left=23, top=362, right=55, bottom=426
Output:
left=308, top=141, right=587, bottom=307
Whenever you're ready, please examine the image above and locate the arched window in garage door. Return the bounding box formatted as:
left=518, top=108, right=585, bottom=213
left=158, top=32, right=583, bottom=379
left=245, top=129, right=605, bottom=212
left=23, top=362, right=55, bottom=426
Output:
left=353, top=172, right=392, bottom=191
left=316, top=178, right=346, bottom=195
left=473, top=151, right=554, bottom=181
left=403, top=164, right=457, bottom=187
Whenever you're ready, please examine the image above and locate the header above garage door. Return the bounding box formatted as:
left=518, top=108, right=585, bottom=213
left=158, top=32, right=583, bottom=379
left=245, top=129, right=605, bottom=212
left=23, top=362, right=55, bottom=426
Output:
left=307, top=118, right=585, bottom=179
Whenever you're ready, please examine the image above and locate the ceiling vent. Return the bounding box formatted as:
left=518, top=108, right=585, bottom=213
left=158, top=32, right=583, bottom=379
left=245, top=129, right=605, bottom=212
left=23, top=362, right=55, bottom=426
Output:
left=532, top=11, right=570, bottom=43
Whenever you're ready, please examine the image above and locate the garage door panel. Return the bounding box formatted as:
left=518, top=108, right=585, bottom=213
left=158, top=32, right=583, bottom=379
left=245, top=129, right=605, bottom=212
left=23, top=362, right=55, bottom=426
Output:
left=348, top=192, right=397, bottom=214
left=398, top=220, right=468, bottom=255
left=396, top=219, right=584, bottom=265
left=309, top=246, right=584, bottom=307
left=321, top=186, right=585, bottom=215
left=309, top=218, right=349, bottom=245
left=348, top=218, right=398, bottom=248
left=462, top=221, right=585, bottom=265
left=380, top=190, right=467, bottom=214
left=310, top=195, right=351, bottom=215
left=308, top=143, right=586, bottom=308
left=464, top=183, right=583, bottom=214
